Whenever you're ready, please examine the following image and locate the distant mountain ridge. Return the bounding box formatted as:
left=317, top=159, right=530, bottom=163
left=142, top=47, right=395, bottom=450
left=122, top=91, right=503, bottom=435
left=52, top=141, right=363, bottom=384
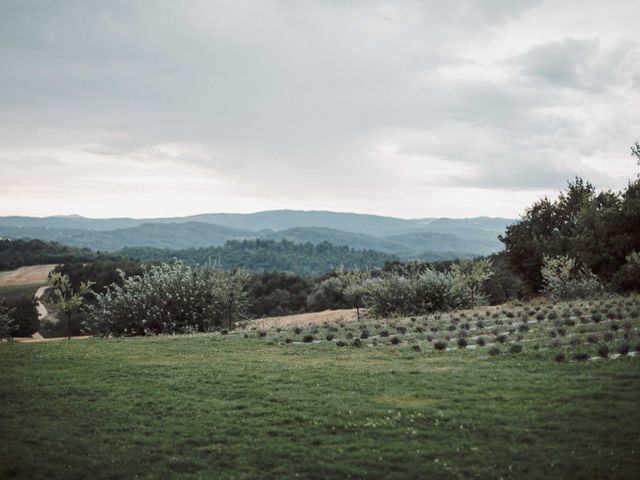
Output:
left=0, top=210, right=513, bottom=259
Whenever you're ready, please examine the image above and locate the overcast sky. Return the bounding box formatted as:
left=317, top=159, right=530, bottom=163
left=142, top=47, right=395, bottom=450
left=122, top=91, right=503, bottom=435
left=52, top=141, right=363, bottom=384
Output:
left=1, top=0, right=639, bottom=219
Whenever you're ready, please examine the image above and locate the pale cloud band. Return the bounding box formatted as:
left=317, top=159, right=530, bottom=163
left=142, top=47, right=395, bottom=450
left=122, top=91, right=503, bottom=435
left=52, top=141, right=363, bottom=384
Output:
left=0, top=0, right=638, bottom=218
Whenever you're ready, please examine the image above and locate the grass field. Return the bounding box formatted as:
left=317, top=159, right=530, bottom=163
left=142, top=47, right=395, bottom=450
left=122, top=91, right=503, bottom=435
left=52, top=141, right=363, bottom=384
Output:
left=1, top=296, right=640, bottom=479
left=0, top=264, right=56, bottom=287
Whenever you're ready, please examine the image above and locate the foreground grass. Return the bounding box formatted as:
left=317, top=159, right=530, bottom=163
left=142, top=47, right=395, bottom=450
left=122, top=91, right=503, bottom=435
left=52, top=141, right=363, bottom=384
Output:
left=1, top=332, right=639, bottom=479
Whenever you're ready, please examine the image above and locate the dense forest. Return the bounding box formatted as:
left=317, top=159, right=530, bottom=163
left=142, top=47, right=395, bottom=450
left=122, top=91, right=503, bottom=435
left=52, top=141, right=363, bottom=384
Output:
left=501, top=176, right=640, bottom=294
left=119, top=239, right=396, bottom=276
left=0, top=239, right=117, bottom=271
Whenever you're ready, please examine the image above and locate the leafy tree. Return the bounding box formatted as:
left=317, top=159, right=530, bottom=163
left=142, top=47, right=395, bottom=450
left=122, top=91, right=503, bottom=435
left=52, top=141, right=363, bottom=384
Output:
left=632, top=140, right=640, bottom=165
left=87, top=262, right=250, bottom=336
left=336, top=266, right=370, bottom=319
left=2, top=297, right=39, bottom=337
left=501, top=175, right=640, bottom=291
left=247, top=271, right=311, bottom=317
left=209, top=268, right=250, bottom=329
left=0, top=308, right=18, bottom=340
left=47, top=272, right=94, bottom=339
left=451, top=258, right=494, bottom=307
left=612, top=251, right=640, bottom=292
left=540, top=255, right=601, bottom=300
left=306, top=277, right=347, bottom=312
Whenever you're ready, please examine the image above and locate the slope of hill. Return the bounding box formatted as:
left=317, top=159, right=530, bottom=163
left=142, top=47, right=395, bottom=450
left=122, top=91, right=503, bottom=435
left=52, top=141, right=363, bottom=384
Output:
left=119, top=239, right=395, bottom=276
left=263, top=227, right=411, bottom=255
left=0, top=211, right=513, bottom=258
left=0, top=222, right=255, bottom=251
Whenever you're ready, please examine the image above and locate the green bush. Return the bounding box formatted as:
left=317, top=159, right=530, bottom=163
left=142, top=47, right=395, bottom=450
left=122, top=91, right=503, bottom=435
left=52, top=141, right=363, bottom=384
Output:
left=434, top=340, right=447, bottom=351
left=510, top=344, right=523, bottom=354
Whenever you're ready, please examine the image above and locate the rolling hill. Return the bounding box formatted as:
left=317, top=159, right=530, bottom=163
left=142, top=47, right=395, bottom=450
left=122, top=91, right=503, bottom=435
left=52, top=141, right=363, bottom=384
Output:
left=0, top=210, right=513, bottom=259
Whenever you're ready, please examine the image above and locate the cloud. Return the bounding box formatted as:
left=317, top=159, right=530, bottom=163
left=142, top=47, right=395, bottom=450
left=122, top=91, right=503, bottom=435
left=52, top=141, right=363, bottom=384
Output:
left=515, top=37, right=640, bottom=91
left=0, top=0, right=639, bottom=218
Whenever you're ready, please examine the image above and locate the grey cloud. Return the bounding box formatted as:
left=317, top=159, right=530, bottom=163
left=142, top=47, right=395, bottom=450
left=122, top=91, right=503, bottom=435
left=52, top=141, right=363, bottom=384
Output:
left=515, top=37, right=640, bottom=92
left=0, top=1, right=638, bottom=217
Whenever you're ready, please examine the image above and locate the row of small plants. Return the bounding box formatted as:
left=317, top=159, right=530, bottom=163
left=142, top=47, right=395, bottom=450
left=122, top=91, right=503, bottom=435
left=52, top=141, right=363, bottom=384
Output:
left=232, top=295, right=640, bottom=361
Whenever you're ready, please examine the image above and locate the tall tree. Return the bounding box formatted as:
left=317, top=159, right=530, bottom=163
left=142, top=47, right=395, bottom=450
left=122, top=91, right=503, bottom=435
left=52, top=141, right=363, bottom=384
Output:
left=48, top=273, right=93, bottom=339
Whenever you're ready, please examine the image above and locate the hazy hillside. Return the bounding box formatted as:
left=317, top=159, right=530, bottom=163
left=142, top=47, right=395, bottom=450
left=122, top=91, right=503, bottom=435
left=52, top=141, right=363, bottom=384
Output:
left=0, top=222, right=255, bottom=251
left=0, top=210, right=513, bottom=258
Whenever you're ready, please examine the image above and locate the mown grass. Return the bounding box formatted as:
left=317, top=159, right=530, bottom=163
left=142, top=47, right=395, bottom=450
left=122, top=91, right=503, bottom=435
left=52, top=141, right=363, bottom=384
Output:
left=1, top=327, right=639, bottom=479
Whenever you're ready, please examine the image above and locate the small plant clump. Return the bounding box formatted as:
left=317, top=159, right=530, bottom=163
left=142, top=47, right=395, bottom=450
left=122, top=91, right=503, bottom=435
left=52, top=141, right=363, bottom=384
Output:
left=434, top=340, right=447, bottom=351
left=510, top=344, right=523, bottom=354
left=598, top=344, right=609, bottom=358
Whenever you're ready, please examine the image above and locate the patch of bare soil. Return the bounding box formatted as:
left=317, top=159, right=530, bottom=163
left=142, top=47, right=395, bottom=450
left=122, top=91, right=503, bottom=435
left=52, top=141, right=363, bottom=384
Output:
left=252, top=309, right=359, bottom=329
left=12, top=335, right=92, bottom=343
left=0, top=264, right=58, bottom=286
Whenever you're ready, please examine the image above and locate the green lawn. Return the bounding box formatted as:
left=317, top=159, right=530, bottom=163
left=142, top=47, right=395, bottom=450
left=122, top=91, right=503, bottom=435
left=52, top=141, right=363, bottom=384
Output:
left=1, top=328, right=639, bottom=479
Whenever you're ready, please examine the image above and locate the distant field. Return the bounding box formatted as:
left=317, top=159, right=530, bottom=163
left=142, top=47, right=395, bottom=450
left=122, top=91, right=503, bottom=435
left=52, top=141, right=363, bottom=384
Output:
left=1, top=296, right=639, bottom=479
left=0, top=264, right=56, bottom=287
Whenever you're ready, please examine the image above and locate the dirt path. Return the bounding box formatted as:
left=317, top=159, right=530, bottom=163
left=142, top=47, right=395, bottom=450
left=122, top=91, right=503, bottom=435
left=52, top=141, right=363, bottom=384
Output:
left=13, top=335, right=92, bottom=343
left=35, top=286, right=50, bottom=320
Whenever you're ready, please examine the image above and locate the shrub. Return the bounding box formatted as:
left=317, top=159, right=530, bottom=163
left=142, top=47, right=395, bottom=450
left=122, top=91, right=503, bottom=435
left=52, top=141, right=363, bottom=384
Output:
left=510, top=344, right=523, bottom=354
left=336, top=340, right=347, bottom=347
left=285, top=338, right=292, bottom=343
left=618, top=343, right=630, bottom=356
left=258, top=330, right=267, bottom=337
left=87, top=262, right=249, bottom=336
left=366, top=269, right=474, bottom=317
left=555, top=353, right=566, bottom=362
left=476, top=337, right=486, bottom=346
left=351, top=338, right=363, bottom=347
left=302, top=335, right=314, bottom=343
left=488, top=346, right=500, bottom=356
left=221, top=329, right=229, bottom=335
left=496, top=334, right=507, bottom=343
left=325, top=333, right=335, bottom=341
left=293, top=327, right=302, bottom=335
left=597, top=344, right=609, bottom=358
left=434, top=340, right=447, bottom=351
left=457, top=337, right=467, bottom=348
left=390, top=336, right=401, bottom=345
left=411, top=344, right=421, bottom=352
left=379, top=329, right=390, bottom=337
left=541, top=255, right=602, bottom=300
left=573, top=352, right=590, bottom=361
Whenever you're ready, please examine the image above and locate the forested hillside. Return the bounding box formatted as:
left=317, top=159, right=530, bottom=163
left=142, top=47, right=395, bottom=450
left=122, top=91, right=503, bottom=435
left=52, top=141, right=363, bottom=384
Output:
left=119, top=239, right=395, bottom=276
